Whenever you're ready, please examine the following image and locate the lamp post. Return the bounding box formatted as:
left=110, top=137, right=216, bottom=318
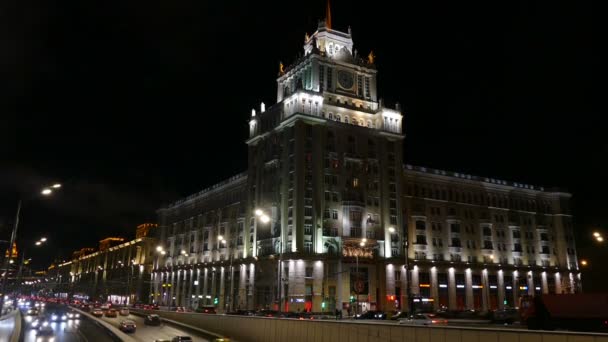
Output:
left=1, top=183, right=61, bottom=312
left=16, top=237, right=49, bottom=295
left=254, top=208, right=280, bottom=311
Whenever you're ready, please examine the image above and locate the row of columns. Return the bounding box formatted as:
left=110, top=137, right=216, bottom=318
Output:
left=150, top=263, right=256, bottom=312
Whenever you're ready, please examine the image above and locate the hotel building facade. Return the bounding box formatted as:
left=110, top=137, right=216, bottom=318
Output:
left=151, top=17, right=579, bottom=314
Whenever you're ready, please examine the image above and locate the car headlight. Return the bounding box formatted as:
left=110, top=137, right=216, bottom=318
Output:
left=61, top=315, right=67, bottom=320
left=52, top=315, right=58, bottom=320
left=76, top=314, right=80, bottom=318
left=32, top=321, right=39, bottom=327
left=43, top=321, right=49, bottom=327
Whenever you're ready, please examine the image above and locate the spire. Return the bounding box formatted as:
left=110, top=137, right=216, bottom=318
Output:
left=325, top=0, right=332, bottom=30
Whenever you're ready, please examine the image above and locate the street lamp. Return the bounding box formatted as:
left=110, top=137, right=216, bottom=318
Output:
left=0, top=183, right=61, bottom=312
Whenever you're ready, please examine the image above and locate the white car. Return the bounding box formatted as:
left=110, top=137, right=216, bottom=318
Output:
left=399, top=313, right=448, bottom=326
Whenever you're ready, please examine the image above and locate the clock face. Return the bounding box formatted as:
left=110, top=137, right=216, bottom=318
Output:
left=337, top=70, right=354, bottom=89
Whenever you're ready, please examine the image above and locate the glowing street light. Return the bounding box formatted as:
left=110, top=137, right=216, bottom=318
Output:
left=156, top=246, right=163, bottom=252
left=52, top=184, right=62, bottom=189
left=359, top=242, right=366, bottom=247
left=255, top=209, right=264, bottom=217
left=388, top=227, right=395, bottom=233
left=35, top=241, right=41, bottom=246
left=597, top=237, right=604, bottom=243
left=161, top=251, right=166, bottom=255
left=581, top=260, right=588, bottom=267
left=41, top=189, right=52, bottom=195
left=260, top=215, right=270, bottom=224
left=40, top=237, right=47, bottom=242
left=593, top=232, right=600, bottom=238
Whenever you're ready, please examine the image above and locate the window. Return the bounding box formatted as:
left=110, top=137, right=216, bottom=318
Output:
left=415, top=220, right=426, bottom=231
left=305, top=267, right=313, bottom=278
left=324, top=208, right=330, bottom=219
left=332, top=210, right=339, bottom=220
left=541, top=246, right=550, bottom=254
left=327, top=67, right=333, bottom=89
left=483, top=227, right=492, bottom=236
left=513, top=243, right=522, bottom=252
left=451, top=238, right=461, bottom=247
left=450, top=223, right=460, bottom=233
left=416, top=235, right=427, bottom=245
left=483, top=241, right=493, bottom=250
left=512, top=230, right=521, bottom=239
left=304, top=242, right=313, bottom=253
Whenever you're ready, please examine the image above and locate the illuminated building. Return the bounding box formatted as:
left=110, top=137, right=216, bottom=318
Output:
left=152, top=10, right=578, bottom=313
left=55, top=225, right=157, bottom=304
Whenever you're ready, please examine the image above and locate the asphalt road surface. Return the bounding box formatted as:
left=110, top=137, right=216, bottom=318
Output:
left=21, top=303, right=116, bottom=342
left=98, top=311, right=210, bottom=342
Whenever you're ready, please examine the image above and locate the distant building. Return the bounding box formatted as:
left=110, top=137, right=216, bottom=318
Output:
left=55, top=225, right=157, bottom=304
left=152, top=11, right=579, bottom=314
left=136, top=223, right=158, bottom=239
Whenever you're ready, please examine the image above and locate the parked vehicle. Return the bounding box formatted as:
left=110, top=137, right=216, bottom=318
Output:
left=354, top=310, right=387, bottom=320
left=171, top=337, right=193, bottom=342
left=119, top=320, right=137, bottom=333
left=399, top=313, right=448, bottom=326
left=490, top=308, right=519, bottom=324
left=390, top=311, right=409, bottom=320
left=519, top=294, right=608, bottom=332
left=195, top=305, right=217, bottom=314
left=92, top=309, right=104, bottom=317
left=119, top=308, right=130, bottom=316
left=144, top=314, right=162, bottom=326
left=255, top=309, right=279, bottom=317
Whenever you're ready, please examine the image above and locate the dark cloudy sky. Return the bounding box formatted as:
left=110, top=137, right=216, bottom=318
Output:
left=1, top=1, right=603, bottom=289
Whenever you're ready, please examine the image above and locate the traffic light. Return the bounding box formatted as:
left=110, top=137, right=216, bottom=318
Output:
left=321, top=301, right=326, bottom=309
left=213, top=297, right=219, bottom=305
left=350, top=295, right=355, bottom=303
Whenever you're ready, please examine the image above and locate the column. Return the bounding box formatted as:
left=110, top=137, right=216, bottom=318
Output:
left=248, top=263, right=256, bottom=310
left=169, top=271, right=175, bottom=307
left=211, top=268, right=217, bottom=306
left=239, top=264, right=247, bottom=309
left=229, top=265, right=235, bottom=312
left=411, top=266, right=419, bottom=295
left=187, top=269, right=194, bottom=308
left=512, top=271, right=518, bottom=305
left=219, top=267, right=226, bottom=313
left=541, top=272, right=548, bottom=294
left=527, top=271, right=534, bottom=296
left=555, top=272, right=562, bottom=294
left=195, top=269, right=201, bottom=305
left=448, top=267, right=456, bottom=310
left=336, top=260, right=343, bottom=314
left=465, top=268, right=473, bottom=310
left=175, top=270, right=181, bottom=306
left=313, top=261, right=324, bottom=312
left=481, top=269, right=488, bottom=312
left=203, top=268, right=209, bottom=305
left=430, top=266, right=439, bottom=311
left=497, top=270, right=505, bottom=309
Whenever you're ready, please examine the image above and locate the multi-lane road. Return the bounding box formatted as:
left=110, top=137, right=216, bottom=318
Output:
left=20, top=303, right=211, bottom=342
left=97, top=311, right=209, bottom=342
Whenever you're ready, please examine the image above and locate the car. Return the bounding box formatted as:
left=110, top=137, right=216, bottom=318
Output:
left=144, top=314, right=162, bottom=326
left=119, top=320, right=137, bottom=333
left=254, top=309, right=278, bottom=317
left=37, top=321, right=53, bottom=335
left=354, top=310, right=387, bottom=320
left=171, top=337, right=193, bottom=342
left=119, top=308, right=130, bottom=316
left=195, top=306, right=217, bottom=314
left=31, top=318, right=44, bottom=329
left=100, top=303, right=110, bottom=310
left=51, top=313, right=68, bottom=322
left=26, top=308, right=39, bottom=316
left=390, top=311, right=409, bottom=320
left=226, top=309, right=254, bottom=316
left=399, top=313, right=448, bottom=326
left=105, top=309, right=118, bottom=317
left=92, top=309, right=104, bottom=317
left=490, top=308, right=519, bottom=324
left=67, top=311, right=81, bottom=319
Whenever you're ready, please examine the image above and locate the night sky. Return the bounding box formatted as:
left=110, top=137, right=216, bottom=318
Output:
left=1, top=1, right=603, bottom=289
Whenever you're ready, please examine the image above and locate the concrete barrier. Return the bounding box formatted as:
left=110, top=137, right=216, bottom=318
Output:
left=134, top=309, right=608, bottom=342
left=0, top=309, right=22, bottom=342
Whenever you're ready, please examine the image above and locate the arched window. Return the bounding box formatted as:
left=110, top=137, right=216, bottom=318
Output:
left=344, top=116, right=349, bottom=124
left=336, top=114, right=341, bottom=122
left=328, top=113, right=333, bottom=120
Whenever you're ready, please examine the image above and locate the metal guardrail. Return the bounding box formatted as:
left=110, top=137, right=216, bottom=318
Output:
left=70, top=306, right=137, bottom=342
